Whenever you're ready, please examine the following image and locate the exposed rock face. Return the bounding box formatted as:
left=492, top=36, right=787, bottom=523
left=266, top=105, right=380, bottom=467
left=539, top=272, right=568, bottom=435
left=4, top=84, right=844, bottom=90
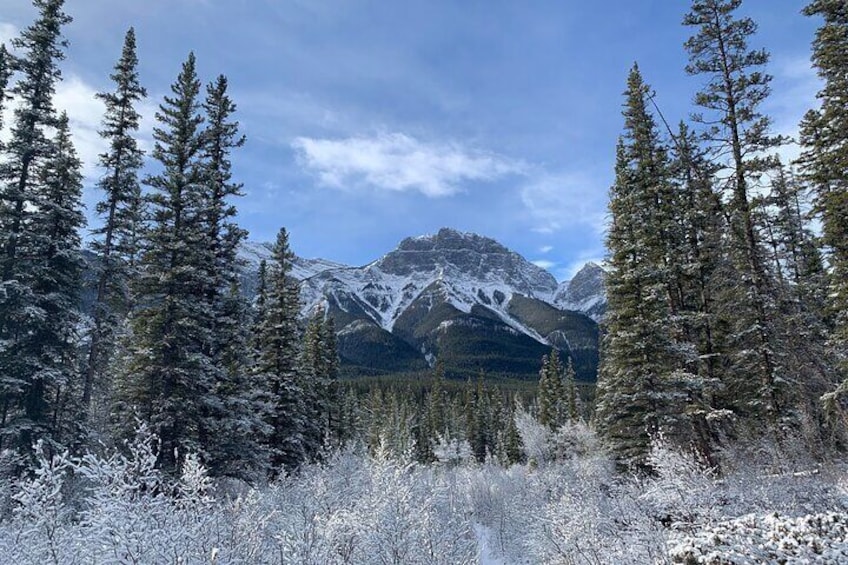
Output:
left=240, top=228, right=604, bottom=380
left=554, top=262, right=607, bottom=322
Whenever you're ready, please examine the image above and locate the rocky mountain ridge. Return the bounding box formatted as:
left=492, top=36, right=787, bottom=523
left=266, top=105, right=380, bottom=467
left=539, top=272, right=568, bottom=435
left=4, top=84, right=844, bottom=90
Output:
left=239, top=228, right=606, bottom=381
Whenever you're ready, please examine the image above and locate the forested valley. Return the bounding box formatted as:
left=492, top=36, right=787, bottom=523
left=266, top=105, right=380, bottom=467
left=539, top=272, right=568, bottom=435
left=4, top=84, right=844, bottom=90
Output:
left=0, top=0, right=847, bottom=563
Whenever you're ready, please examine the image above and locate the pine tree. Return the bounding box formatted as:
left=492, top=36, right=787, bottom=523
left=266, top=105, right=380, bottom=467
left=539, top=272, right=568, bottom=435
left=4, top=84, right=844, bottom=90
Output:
left=28, top=113, right=86, bottom=449
left=84, top=28, right=147, bottom=422
left=667, top=122, right=730, bottom=460
left=468, top=374, right=491, bottom=462
left=117, top=52, right=214, bottom=474
left=684, top=0, right=787, bottom=425
left=537, top=351, right=565, bottom=430
left=799, top=0, right=848, bottom=416
left=193, top=73, right=271, bottom=479
left=595, top=66, right=683, bottom=467
left=0, top=44, right=12, bottom=148
left=0, top=0, right=75, bottom=458
left=252, top=228, right=307, bottom=472
left=425, top=359, right=447, bottom=442
left=563, top=357, right=579, bottom=423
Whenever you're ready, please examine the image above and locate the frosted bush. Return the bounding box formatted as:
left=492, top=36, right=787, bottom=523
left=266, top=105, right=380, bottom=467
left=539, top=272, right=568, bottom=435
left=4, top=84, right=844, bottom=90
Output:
left=515, top=408, right=551, bottom=465
left=640, top=434, right=720, bottom=530
left=669, top=512, right=848, bottom=564
left=0, top=422, right=845, bottom=564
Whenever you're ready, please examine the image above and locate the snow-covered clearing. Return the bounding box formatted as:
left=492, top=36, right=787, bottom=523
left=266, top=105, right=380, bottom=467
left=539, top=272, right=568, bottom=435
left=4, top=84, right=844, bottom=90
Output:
left=0, top=426, right=845, bottom=564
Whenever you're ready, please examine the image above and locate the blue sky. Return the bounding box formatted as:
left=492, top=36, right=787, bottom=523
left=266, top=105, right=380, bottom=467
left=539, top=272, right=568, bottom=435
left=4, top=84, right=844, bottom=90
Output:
left=0, top=0, right=821, bottom=280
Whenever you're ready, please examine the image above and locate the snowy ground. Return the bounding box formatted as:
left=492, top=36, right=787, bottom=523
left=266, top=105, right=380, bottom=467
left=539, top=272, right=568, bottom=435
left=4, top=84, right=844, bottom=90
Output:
left=0, top=427, right=846, bottom=564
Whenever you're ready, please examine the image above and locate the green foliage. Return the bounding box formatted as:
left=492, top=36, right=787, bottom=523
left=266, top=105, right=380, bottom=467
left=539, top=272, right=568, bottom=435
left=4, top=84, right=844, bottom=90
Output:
left=85, top=27, right=147, bottom=426
left=0, top=0, right=81, bottom=461
left=800, top=0, right=848, bottom=425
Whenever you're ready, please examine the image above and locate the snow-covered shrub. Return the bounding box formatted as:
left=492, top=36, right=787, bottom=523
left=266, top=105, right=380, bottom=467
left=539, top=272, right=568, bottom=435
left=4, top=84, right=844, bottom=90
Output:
left=550, top=420, right=603, bottom=461
left=432, top=435, right=474, bottom=467
left=1, top=442, right=74, bottom=564
left=640, top=434, right=720, bottom=531
left=515, top=407, right=551, bottom=466
left=466, top=463, right=539, bottom=562
left=527, top=454, right=672, bottom=565
left=668, top=512, right=848, bottom=564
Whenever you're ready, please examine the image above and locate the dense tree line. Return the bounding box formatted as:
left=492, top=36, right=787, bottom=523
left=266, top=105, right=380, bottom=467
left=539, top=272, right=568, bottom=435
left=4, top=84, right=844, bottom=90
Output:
left=1, top=0, right=845, bottom=484
left=0, top=0, right=340, bottom=480
left=597, top=0, right=848, bottom=469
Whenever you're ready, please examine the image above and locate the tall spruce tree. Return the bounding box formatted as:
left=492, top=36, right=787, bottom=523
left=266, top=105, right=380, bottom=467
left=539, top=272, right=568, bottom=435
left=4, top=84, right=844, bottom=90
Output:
left=28, top=113, right=86, bottom=449
left=0, top=44, right=12, bottom=147
left=595, top=66, right=685, bottom=467
left=197, top=74, right=270, bottom=479
left=85, top=28, right=147, bottom=421
left=0, top=0, right=76, bottom=458
left=117, top=52, right=214, bottom=474
left=667, top=122, right=731, bottom=458
left=301, top=308, right=340, bottom=451
left=537, top=350, right=565, bottom=430
left=684, top=0, right=788, bottom=426
left=799, top=0, right=848, bottom=417
left=252, top=228, right=308, bottom=472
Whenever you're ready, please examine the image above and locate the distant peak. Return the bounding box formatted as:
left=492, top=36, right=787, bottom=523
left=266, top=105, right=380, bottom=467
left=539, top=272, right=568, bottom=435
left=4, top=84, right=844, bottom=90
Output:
left=580, top=261, right=604, bottom=272
left=396, top=227, right=508, bottom=254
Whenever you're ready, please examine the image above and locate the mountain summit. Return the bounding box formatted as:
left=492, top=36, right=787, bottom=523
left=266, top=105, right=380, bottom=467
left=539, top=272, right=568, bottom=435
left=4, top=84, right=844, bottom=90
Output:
left=238, top=228, right=604, bottom=380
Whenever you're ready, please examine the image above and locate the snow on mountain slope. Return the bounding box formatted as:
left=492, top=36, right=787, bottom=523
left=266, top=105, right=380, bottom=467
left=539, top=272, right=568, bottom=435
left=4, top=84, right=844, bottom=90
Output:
left=238, top=240, right=346, bottom=281
left=238, top=229, right=604, bottom=353
left=553, top=262, right=607, bottom=322
left=237, top=228, right=602, bottom=378
left=298, top=228, right=560, bottom=333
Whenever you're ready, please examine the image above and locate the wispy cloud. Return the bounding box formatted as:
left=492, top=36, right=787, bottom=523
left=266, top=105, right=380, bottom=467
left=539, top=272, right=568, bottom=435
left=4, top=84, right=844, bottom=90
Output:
left=292, top=132, right=523, bottom=197
left=53, top=75, right=107, bottom=180
left=539, top=245, right=553, bottom=254
left=0, top=22, right=17, bottom=45
left=520, top=172, right=608, bottom=234
left=768, top=55, right=822, bottom=165
left=532, top=259, right=556, bottom=270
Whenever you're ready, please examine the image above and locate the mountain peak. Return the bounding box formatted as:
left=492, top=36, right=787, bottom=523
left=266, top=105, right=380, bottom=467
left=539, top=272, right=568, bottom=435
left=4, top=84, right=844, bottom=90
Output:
left=396, top=227, right=509, bottom=255
left=553, top=261, right=607, bottom=321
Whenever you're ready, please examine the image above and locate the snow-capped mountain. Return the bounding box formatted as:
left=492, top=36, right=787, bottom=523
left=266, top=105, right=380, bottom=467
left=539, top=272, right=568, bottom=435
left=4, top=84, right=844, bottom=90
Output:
left=299, top=228, right=561, bottom=331
left=240, top=228, right=605, bottom=381
left=553, top=262, right=607, bottom=322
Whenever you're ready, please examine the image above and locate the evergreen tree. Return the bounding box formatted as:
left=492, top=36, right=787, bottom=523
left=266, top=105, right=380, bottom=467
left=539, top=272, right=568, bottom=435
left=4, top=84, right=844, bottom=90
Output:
left=85, top=28, right=147, bottom=421
left=667, top=122, right=730, bottom=460
left=467, top=373, right=494, bottom=462
left=117, top=52, right=213, bottom=474
left=300, top=308, right=338, bottom=457
left=252, top=228, right=307, bottom=472
left=0, top=44, right=12, bottom=148
left=196, top=73, right=270, bottom=479
left=23, top=114, right=85, bottom=454
left=425, top=359, right=447, bottom=442
left=537, top=351, right=565, bottom=430
left=595, top=66, right=683, bottom=467
left=0, top=0, right=75, bottom=458
left=563, top=357, right=579, bottom=423
left=799, top=0, right=848, bottom=415
left=684, top=0, right=787, bottom=425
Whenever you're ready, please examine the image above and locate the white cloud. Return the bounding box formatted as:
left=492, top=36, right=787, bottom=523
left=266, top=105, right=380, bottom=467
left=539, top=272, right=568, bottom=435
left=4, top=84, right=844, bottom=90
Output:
left=520, top=172, right=607, bottom=234
left=2, top=71, right=156, bottom=182
left=54, top=75, right=106, bottom=180
left=539, top=245, right=553, bottom=254
left=0, top=22, right=17, bottom=46
left=292, top=132, right=523, bottom=197
left=768, top=55, right=822, bottom=165
left=532, top=259, right=555, bottom=270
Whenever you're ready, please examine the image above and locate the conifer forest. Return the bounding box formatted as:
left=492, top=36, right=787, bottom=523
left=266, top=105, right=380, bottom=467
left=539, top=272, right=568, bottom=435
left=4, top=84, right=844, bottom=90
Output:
left=0, top=0, right=847, bottom=563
